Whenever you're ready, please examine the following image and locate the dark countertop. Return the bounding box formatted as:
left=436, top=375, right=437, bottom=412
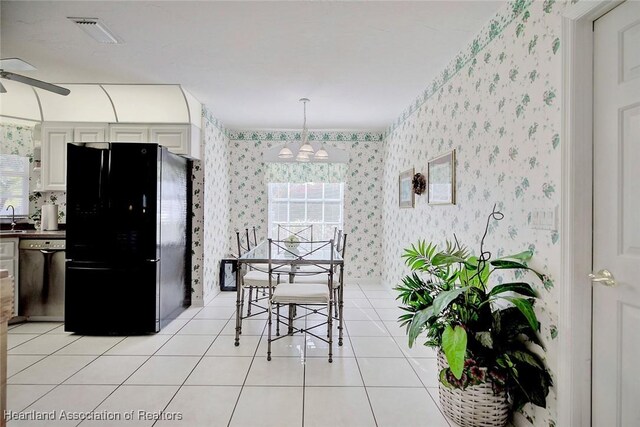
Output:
left=0, top=230, right=66, bottom=239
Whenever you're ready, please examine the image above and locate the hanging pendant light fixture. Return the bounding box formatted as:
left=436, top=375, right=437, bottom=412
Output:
left=298, top=98, right=314, bottom=155
left=278, top=97, right=324, bottom=161
left=314, top=143, right=329, bottom=161
left=278, top=146, right=293, bottom=159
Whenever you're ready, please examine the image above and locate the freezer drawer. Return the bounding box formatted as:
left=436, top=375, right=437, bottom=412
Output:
left=65, top=262, right=159, bottom=334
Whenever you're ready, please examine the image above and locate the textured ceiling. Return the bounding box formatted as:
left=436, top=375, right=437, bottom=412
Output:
left=0, top=1, right=504, bottom=130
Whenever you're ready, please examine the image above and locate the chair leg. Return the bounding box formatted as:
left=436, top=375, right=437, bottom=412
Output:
left=328, top=301, right=333, bottom=363
left=338, top=285, right=344, bottom=347
left=234, top=280, right=242, bottom=347
left=276, top=303, right=280, bottom=336
left=247, top=288, right=253, bottom=316
left=267, top=300, right=273, bottom=361
left=288, top=303, right=294, bottom=335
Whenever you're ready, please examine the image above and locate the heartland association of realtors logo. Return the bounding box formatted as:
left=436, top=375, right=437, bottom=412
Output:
left=4, top=410, right=184, bottom=422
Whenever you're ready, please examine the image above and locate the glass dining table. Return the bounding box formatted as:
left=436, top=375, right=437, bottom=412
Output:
left=234, top=239, right=345, bottom=346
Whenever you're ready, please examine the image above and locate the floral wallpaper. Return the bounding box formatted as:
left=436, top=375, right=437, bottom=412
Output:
left=0, top=123, right=67, bottom=222
left=227, top=130, right=383, bottom=278
left=190, top=108, right=231, bottom=305
left=382, top=1, right=564, bottom=426
left=202, top=107, right=231, bottom=303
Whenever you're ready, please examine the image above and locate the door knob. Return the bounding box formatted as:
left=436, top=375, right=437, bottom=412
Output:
left=589, top=269, right=616, bottom=287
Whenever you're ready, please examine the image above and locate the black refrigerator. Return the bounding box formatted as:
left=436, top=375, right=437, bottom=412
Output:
left=65, top=143, right=191, bottom=334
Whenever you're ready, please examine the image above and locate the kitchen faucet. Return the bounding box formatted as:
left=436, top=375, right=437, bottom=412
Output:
left=6, top=204, right=16, bottom=230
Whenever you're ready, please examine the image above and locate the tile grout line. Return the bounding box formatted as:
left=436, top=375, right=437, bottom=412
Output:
left=226, top=310, right=268, bottom=427
left=344, top=284, right=379, bottom=427
left=78, top=307, right=204, bottom=427
left=11, top=332, right=127, bottom=427
left=371, top=287, right=453, bottom=427
left=150, top=309, right=231, bottom=427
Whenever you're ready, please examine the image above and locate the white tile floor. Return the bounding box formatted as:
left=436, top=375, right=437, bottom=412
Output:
left=5, top=282, right=451, bottom=427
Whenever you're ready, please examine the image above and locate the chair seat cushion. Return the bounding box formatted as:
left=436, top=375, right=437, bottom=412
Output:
left=272, top=283, right=330, bottom=304
left=292, top=273, right=341, bottom=289
left=295, top=265, right=327, bottom=274
left=243, top=270, right=278, bottom=288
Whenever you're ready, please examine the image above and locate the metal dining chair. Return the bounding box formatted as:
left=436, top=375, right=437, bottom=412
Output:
left=235, top=229, right=275, bottom=324
left=292, top=233, right=347, bottom=345
left=266, top=239, right=336, bottom=362
left=276, top=223, right=314, bottom=242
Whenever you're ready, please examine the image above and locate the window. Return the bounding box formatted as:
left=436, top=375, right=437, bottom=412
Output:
left=0, top=154, right=30, bottom=218
left=268, top=182, right=344, bottom=241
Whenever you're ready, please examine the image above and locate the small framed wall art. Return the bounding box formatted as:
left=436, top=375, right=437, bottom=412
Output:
left=399, top=168, right=415, bottom=208
left=427, top=150, right=456, bottom=205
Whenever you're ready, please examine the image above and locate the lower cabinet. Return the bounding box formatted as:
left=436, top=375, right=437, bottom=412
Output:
left=0, top=238, right=19, bottom=317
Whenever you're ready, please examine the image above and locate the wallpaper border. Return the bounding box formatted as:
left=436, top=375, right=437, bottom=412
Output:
left=384, top=0, right=539, bottom=137
left=202, top=106, right=228, bottom=134
left=228, top=130, right=383, bottom=142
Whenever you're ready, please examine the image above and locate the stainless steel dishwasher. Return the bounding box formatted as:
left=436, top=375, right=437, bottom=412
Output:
left=19, top=239, right=65, bottom=321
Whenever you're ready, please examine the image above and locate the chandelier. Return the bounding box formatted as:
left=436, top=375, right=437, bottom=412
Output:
left=279, top=98, right=329, bottom=162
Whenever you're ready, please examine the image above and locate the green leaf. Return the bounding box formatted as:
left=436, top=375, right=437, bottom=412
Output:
left=489, top=282, right=538, bottom=298
left=442, top=325, right=467, bottom=379
left=490, top=259, right=545, bottom=281
left=432, top=288, right=466, bottom=314
left=432, top=253, right=467, bottom=266
left=508, top=350, right=544, bottom=369
left=475, top=331, right=493, bottom=348
left=408, top=306, right=434, bottom=348
left=496, top=250, right=533, bottom=262
left=503, top=297, right=539, bottom=331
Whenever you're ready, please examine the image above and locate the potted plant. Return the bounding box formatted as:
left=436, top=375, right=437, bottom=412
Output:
left=395, top=207, right=552, bottom=427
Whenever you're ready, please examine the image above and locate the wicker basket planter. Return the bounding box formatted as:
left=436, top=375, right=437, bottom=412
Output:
left=437, top=352, right=509, bottom=427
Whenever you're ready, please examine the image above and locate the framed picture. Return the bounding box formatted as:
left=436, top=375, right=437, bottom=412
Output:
left=399, top=168, right=415, bottom=208
left=428, top=150, right=456, bottom=205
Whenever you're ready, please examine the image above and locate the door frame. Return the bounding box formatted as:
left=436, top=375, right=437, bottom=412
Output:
left=559, top=1, right=623, bottom=426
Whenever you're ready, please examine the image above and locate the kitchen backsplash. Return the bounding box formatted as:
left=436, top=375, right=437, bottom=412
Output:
left=0, top=122, right=67, bottom=222
left=227, top=130, right=384, bottom=279
left=381, top=1, right=563, bottom=425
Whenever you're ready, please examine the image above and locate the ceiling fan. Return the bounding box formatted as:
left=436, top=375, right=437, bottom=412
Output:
left=0, top=58, right=70, bottom=96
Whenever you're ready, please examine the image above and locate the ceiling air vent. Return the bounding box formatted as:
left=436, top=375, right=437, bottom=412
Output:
left=68, top=17, right=122, bottom=44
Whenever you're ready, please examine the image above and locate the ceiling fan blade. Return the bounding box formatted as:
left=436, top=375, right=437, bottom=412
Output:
left=0, top=71, right=70, bottom=96
left=0, top=82, right=6, bottom=93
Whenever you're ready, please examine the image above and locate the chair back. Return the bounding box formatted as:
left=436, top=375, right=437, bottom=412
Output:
left=235, top=228, right=252, bottom=257
left=268, top=238, right=335, bottom=277
left=252, top=226, right=259, bottom=247
left=276, top=223, right=314, bottom=242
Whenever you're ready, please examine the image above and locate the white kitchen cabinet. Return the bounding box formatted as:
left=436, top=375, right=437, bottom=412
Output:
left=41, top=126, right=71, bottom=191
left=0, top=238, right=19, bottom=316
left=110, top=124, right=200, bottom=159
left=109, top=125, right=148, bottom=143
left=73, top=124, right=108, bottom=143
left=149, top=124, right=200, bottom=159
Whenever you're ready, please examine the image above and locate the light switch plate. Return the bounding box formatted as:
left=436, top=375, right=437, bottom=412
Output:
left=529, top=207, right=558, bottom=231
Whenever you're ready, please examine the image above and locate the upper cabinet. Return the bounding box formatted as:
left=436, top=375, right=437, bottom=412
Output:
left=74, top=125, right=107, bottom=143
left=109, top=125, right=149, bottom=143
left=40, top=121, right=201, bottom=190
left=42, top=126, right=72, bottom=191
left=109, top=124, right=200, bottom=159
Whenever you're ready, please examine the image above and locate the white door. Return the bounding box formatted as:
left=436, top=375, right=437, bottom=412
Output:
left=593, top=2, right=640, bottom=425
